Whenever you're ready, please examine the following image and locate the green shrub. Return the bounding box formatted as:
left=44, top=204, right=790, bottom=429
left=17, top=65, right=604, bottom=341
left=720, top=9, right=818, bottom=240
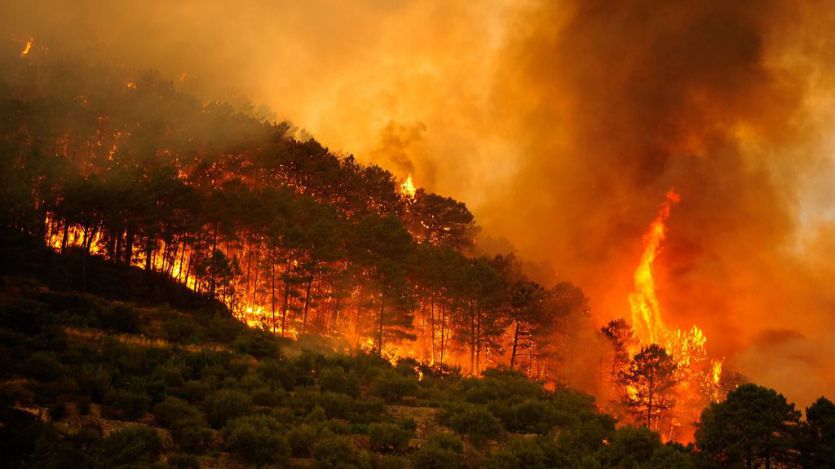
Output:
left=319, top=366, right=360, bottom=397
left=288, top=424, right=320, bottom=457
left=252, top=387, right=286, bottom=407
left=447, top=405, right=503, bottom=446
left=97, top=303, right=142, bottom=333
left=24, top=352, right=65, bottom=382
left=367, top=422, right=413, bottom=454
left=168, top=452, right=201, bottom=469
left=413, top=445, right=462, bottom=469
left=171, top=417, right=214, bottom=454
left=257, top=359, right=295, bottom=391
left=233, top=329, right=279, bottom=359
left=373, top=371, right=418, bottom=403
left=413, top=433, right=465, bottom=469
left=77, top=365, right=111, bottom=402
left=222, top=415, right=290, bottom=467
left=599, top=426, right=661, bottom=468
left=103, top=388, right=150, bottom=420
left=486, top=436, right=549, bottom=469
left=205, top=314, right=242, bottom=343
left=312, top=434, right=356, bottom=469
left=647, top=445, right=695, bottom=469
left=102, top=426, right=162, bottom=466
left=174, top=380, right=211, bottom=403
left=152, top=396, right=202, bottom=428
left=163, top=315, right=199, bottom=343
left=204, top=389, right=252, bottom=428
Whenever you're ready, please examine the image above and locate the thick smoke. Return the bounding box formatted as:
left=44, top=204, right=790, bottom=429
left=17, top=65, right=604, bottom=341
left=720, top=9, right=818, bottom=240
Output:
left=487, top=0, right=835, bottom=406
left=3, top=0, right=834, bottom=406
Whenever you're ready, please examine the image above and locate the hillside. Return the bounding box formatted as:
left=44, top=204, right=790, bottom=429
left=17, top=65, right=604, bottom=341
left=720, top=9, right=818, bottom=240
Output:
left=0, top=46, right=581, bottom=379
left=0, top=236, right=682, bottom=468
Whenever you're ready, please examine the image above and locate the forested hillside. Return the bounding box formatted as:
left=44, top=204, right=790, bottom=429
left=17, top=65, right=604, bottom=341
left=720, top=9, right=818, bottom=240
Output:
left=0, top=47, right=591, bottom=381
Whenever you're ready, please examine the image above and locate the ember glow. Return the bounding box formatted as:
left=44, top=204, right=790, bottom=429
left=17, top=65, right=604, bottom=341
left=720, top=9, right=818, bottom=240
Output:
left=19, top=37, right=33, bottom=57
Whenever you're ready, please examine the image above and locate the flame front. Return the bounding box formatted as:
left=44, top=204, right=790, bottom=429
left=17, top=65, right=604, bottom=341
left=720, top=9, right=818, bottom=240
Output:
left=629, top=190, right=680, bottom=344
left=400, top=174, right=416, bottom=198
left=625, top=191, right=724, bottom=440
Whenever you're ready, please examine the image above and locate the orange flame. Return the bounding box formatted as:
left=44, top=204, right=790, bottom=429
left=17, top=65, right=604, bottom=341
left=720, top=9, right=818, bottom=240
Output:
left=629, top=190, right=680, bottom=344
left=20, top=38, right=33, bottom=57
left=400, top=174, right=416, bottom=198
left=626, top=191, right=724, bottom=440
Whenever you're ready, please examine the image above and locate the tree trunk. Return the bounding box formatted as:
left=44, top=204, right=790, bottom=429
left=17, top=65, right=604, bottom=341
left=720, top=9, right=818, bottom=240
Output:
left=208, top=223, right=218, bottom=300
left=469, top=301, right=476, bottom=375
left=430, top=292, right=436, bottom=365
left=271, top=254, right=276, bottom=335
left=440, top=301, right=446, bottom=365
left=60, top=222, right=69, bottom=253
left=281, top=258, right=292, bottom=335
left=124, top=227, right=134, bottom=265
left=510, top=321, right=520, bottom=370
left=647, top=371, right=654, bottom=429
left=145, top=236, right=154, bottom=272
left=475, top=304, right=482, bottom=374
left=301, top=277, right=313, bottom=335
left=377, top=300, right=385, bottom=356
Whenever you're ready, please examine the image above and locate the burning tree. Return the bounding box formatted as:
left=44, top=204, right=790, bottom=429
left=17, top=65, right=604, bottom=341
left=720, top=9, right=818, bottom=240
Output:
left=618, top=344, right=679, bottom=430
left=602, top=190, right=726, bottom=439
left=601, top=318, right=637, bottom=384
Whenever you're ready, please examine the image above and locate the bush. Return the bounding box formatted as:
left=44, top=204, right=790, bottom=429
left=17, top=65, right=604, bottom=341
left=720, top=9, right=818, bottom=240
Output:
left=163, top=315, right=199, bottom=344
left=152, top=396, right=202, bottom=428
left=171, top=417, right=214, bottom=454
left=222, top=415, right=290, bottom=467
left=257, top=359, right=295, bottom=391
left=233, top=329, right=279, bottom=359
left=77, top=365, right=112, bottom=402
left=205, top=314, right=241, bottom=343
left=486, top=436, right=549, bottom=469
left=647, top=445, right=695, bottom=469
left=600, top=426, right=661, bottom=468
left=413, top=433, right=464, bottom=469
left=168, top=452, right=201, bottom=469
left=413, top=445, right=462, bottom=469
left=97, top=303, right=141, bottom=333
left=367, top=422, right=413, bottom=454
left=288, top=424, right=320, bottom=457
left=505, top=399, right=559, bottom=434
left=102, top=426, right=162, bottom=466
left=252, top=387, right=286, bottom=407
left=204, top=389, right=252, bottom=428
left=373, top=371, right=418, bottom=403
left=447, top=405, right=503, bottom=446
left=24, top=352, right=65, bottom=382
left=312, top=434, right=356, bottom=469
left=103, top=388, right=150, bottom=420
left=319, top=366, right=361, bottom=397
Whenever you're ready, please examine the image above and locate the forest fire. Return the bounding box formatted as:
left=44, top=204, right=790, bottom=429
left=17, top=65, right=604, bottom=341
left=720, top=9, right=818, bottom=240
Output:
left=400, top=174, right=416, bottom=199
left=621, top=191, right=723, bottom=440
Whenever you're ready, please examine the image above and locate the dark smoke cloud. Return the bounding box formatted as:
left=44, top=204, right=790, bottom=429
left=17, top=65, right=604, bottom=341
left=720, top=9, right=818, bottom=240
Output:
left=485, top=0, right=835, bottom=405
left=3, top=0, right=834, bottom=405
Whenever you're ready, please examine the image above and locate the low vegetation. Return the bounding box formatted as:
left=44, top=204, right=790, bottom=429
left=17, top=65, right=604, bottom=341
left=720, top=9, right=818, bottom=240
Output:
left=0, top=242, right=833, bottom=468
